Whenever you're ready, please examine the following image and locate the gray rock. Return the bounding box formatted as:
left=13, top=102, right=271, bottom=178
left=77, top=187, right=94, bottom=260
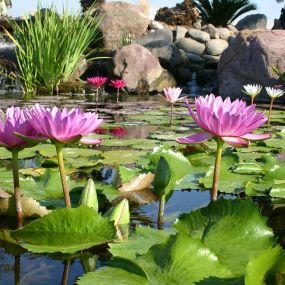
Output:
left=187, top=52, right=204, bottom=63
left=218, top=30, right=285, bottom=100
left=217, top=28, right=231, bottom=41
left=135, top=29, right=173, bottom=46
left=192, top=21, right=202, bottom=30
left=113, top=44, right=176, bottom=92
left=236, top=14, right=267, bottom=30
left=228, top=35, right=236, bottom=45
left=227, top=25, right=239, bottom=35
left=98, top=2, right=150, bottom=49
left=202, top=54, right=220, bottom=63
left=175, top=26, right=187, bottom=41
left=205, top=39, right=228, bottom=56
left=149, top=20, right=165, bottom=30
left=187, top=28, right=210, bottom=43
left=202, top=24, right=219, bottom=39
left=176, top=38, right=205, bottom=55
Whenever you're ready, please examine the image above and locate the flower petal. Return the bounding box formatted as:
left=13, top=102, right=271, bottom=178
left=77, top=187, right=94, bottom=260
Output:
left=80, top=138, right=103, bottom=145
left=222, top=137, right=250, bottom=147
left=177, top=132, right=213, bottom=144
left=14, top=132, right=48, bottom=143
left=241, top=133, right=271, bottom=141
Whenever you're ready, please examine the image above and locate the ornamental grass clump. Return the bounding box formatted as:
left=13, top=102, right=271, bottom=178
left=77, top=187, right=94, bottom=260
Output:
left=177, top=94, right=270, bottom=201
left=0, top=107, right=43, bottom=226
left=5, top=6, right=101, bottom=94
left=161, top=87, right=186, bottom=126
left=265, top=87, right=285, bottom=124
left=19, top=104, right=103, bottom=208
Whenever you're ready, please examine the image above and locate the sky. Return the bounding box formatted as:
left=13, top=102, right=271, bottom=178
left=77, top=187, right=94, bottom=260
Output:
left=8, top=0, right=283, bottom=28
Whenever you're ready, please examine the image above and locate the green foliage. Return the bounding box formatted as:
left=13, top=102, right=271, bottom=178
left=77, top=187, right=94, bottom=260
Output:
left=272, top=66, right=285, bottom=86
left=11, top=206, right=116, bottom=254
left=193, top=0, right=257, bottom=26
left=6, top=6, right=101, bottom=94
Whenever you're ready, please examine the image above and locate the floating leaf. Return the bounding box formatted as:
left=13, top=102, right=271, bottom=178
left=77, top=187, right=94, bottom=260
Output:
left=11, top=206, right=116, bottom=254
left=101, top=150, right=146, bottom=165
left=118, top=166, right=141, bottom=183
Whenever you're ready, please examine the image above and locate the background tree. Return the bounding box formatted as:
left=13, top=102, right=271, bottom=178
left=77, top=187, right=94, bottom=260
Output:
left=193, top=0, right=257, bottom=26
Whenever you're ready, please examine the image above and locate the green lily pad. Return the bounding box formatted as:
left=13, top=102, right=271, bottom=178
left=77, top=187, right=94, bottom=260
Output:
left=101, top=150, right=146, bottom=165
left=11, top=206, right=116, bottom=254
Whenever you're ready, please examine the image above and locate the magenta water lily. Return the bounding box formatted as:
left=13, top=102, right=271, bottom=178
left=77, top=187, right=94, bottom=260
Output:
left=21, top=104, right=103, bottom=207
left=177, top=94, right=270, bottom=200
left=109, top=79, right=127, bottom=107
left=87, top=76, right=108, bottom=103
left=0, top=107, right=41, bottom=226
left=162, top=87, right=186, bottom=126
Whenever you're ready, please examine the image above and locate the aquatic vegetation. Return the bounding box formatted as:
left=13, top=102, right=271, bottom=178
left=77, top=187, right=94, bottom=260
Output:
left=18, top=104, right=103, bottom=207
left=87, top=76, right=108, bottom=103
left=177, top=95, right=270, bottom=200
left=6, top=7, right=101, bottom=94
left=109, top=79, right=127, bottom=107
left=266, top=87, right=285, bottom=124
left=242, top=84, right=262, bottom=104
left=161, top=87, right=186, bottom=126
left=193, top=0, right=257, bottom=26
left=78, top=178, right=99, bottom=212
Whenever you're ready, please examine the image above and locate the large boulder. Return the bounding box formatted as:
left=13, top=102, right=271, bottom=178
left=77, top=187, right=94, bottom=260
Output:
left=236, top=14, right=267, bottom=31
left=218, top=30, right=285, bottom=100
left=112, top=44, right=176, bottom=92
left=98, top=2, right=150, bottom=50
left=187, top=28, right=210, bottom=43
left=135, top=29, right=173, bottom=46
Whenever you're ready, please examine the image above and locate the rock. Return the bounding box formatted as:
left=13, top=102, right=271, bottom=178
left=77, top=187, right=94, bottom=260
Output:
left=203, top=54, right=220, bottom=63
left=217, top=28, right=231, bottom=41
left=236, top=14, right=267, bottom=30
left=149, top=20, right=165, bottom=30
left=205, top=39, right=228, bottom=56
left=228, top=35, right=236, bottom=45
left=113, top=44, right=176, bottom=92
left=98, top=2, right=149, bottom=50
left=187, top=28, right=210, bottom=43
left=175, top=26, right=187, bottom=41
left=227, top=25, right=239, bottom=35
left=218, top=30, right=285, bottom=100
left=154, top=0, right=200, bottom=27
left=176, top=38, right=205, bottom=55
left=192, top=21, right=202, bottom=30
left=202, top=24, right=219, bottom=39
left=187, top=52, right=204, bottom=63
left=135, top=29, right=173, bottom=46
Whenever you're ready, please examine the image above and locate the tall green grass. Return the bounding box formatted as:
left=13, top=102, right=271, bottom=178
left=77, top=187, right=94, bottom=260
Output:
left=6, top=7, right=101, bottom=94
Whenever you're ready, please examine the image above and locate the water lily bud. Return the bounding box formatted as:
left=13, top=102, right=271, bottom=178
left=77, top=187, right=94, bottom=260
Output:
left=153, top=156, right=171, bottom=197
left=104, top=199, right=130, bottom=226
left=78, top=178, right=98, bottom=212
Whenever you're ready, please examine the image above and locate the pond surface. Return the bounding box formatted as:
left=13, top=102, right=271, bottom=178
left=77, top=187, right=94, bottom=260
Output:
left=0, top=92, right=285, bottom=284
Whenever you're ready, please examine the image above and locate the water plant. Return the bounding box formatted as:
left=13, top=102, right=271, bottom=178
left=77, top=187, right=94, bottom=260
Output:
left=193, top=0, right=257, bottom=26
left=242, top=84, right=262, bottom=104
left=109, top=79, right=127, bottom=107
left=18, top=104, right=103, bottom=207
left=78, top=178, right=99, bottom=212
left=177, top=94, right=270, bottom=200
left=5, top=6, right=101, bottom=94
left=265, top=87, right=285, bottom=124
left=161, top=87, right=186, bottom=126
left=0, top=107, right=42, bottom=226
left=87, top=77, right=108, bottom=103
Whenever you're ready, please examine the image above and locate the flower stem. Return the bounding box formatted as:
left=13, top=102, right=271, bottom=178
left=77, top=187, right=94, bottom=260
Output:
left=268, top=98, right=274, bottom=124
left=96, top=87, right=99, bottom=103
left=12, top=150, right=22, bottom=227
left=55, top=144, right=71, bottom=208
left=212, top=138, right=224, bottom=201
left=170, top=103, right=173, bottom=126
left=116, top=89, right=120, bottom=109
left=251, top=96, right=254, bottom=105
left=157, top=195, right=166, bottom=230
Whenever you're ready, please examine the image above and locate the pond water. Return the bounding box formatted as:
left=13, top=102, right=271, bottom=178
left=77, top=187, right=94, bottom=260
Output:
left=0, top=91, right=285, bottom=284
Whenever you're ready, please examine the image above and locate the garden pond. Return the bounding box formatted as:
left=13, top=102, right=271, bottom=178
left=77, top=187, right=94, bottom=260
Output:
left=1, top=93, right=285, bottom=284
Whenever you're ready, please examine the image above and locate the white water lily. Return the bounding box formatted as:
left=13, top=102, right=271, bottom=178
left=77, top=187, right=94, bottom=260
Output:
left=242, top=84, right=262, bottom=104
left=265, top=87, right=285, bottom=99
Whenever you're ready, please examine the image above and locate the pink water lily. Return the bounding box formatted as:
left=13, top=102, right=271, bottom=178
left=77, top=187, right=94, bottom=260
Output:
left=23, top=104, right=103, bottom=145
left=87, top=77, right=108, bottom=102
left=177, top=94, right=270, bottom=147
left=177, top=94, right=270, bottom=201
left=110, top=79, right=127, bottom=107
left=161, top=87, right=187, bottom=126
left=20, top=104, right=103, bottom=208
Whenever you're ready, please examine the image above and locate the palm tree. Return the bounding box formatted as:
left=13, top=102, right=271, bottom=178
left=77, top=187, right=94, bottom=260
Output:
left=80, top=0, right=105, bottom=12
left=193, top=0, right=257, bottom=26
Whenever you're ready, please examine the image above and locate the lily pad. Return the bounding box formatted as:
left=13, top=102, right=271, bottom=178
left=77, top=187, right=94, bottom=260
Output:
left=11, top=206, right=116, bottom=254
